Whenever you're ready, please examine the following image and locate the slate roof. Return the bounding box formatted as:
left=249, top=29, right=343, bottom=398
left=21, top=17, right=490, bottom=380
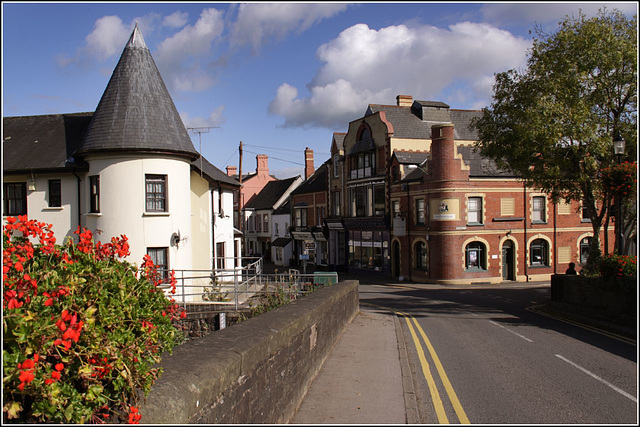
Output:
left=3, top=113, right=92, bottom=173
left=76, top=25, right=198, bottom=159
left=333, top=132, right=346, bottom=151
left=457, top=146, right=515, bottom=178
left=191, top=155, right=240, bottom=187
left=393, top=151, right=429, bottom=164
left=273, top=200, right=291, bottom=216
left=366, top=102, right=482, bottom=141
left=291, top=161, right=328, bottom=195
left=244, top=177, right=300, bottom=210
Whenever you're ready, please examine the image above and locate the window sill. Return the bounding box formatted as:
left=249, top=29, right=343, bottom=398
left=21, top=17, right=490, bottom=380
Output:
left=466, top=223, right=484, bottom=227
left=143, top=212, right=170, bottom=217
left=85, top=212, right=102, bottom=217
left=42, top=207, right=63, bottom=211
left=465, top=267, right=487, bottom=273
left=529, top=265, right=550, bottom=269
left=531, top=221, right=547, bottom=225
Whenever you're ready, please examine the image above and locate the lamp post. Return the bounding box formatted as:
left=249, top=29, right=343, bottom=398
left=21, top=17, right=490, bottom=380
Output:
left=613, top=135, right=626, bottom=255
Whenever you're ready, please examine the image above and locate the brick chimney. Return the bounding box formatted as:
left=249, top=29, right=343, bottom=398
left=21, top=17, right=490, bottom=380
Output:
left=396, top=95, right=413, bottom=107
left=256, top=154, right=269, bottom=177
left=304, top=147, right=315, bottom=180
left=226, top=165, right=237, bottom=177
left=430, top=124, right=458, bottom=181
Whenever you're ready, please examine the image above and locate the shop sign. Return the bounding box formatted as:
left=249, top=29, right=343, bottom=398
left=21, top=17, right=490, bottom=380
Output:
left=292, top=231, right=313, bottom=240
left=305, top=242, right=316, bottom=250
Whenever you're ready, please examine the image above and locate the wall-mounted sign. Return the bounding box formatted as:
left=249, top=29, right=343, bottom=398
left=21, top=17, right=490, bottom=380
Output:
left=430, top=198, right=460, bottom=221
left=292, top=231, right=313, bottom=240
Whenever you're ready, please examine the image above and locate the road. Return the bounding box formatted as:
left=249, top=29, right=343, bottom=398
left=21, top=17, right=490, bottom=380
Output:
left=359, top=282, right=638, bottom=424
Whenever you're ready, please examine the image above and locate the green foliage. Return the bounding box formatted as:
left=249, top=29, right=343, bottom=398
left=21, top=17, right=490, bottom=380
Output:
left=3, top=216, right=185, bottom=423
left=472, top=8, right=637, bottom=268
left=202, top=277, right=230, bottom=302
left=598, top=254, right=637, bottom=279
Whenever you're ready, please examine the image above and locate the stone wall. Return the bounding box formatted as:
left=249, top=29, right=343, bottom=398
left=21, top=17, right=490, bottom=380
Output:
left=550, top=274, right=636, bottom=328
left=140, top=280, right=359, bottom=424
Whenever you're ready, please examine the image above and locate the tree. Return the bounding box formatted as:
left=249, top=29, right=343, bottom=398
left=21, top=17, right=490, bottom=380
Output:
left=472, top=9, right=637, bottom=273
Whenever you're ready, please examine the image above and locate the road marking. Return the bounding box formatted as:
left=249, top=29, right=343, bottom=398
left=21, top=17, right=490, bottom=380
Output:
left=403, top=316, right=450, bottom=424
left=410, top=317, right=471, bottom=424
left=555, top=354, right=637, bottom=403
left=488, top=320, right=533, bottom=342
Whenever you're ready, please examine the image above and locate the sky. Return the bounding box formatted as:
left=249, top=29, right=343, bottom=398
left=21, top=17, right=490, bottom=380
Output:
left=2, top=2, right=637, bottom=179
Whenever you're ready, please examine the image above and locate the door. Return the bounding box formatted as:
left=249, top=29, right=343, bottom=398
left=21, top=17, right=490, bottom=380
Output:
left=393, top=241, right=400, bottom=277
left=502, top=240, right=514, bottom=280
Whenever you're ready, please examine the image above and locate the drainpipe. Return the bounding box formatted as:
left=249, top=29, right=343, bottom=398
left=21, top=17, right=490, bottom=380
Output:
left=524, top=182, right=529, bottom=282
left=72, top=171, right=82, bottom=231
left=553, top=199, right=557, bottom=275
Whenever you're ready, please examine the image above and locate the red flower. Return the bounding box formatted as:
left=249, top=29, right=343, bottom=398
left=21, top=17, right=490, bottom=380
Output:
left=55, top=363, right=64, bottom=371
left=51, top=371, right=61, bottom=380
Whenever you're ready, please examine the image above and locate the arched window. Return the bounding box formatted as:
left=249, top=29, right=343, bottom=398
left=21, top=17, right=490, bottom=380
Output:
left=465, top=241, right=486, bottom=271
left=580, top=237, right=592, bottom=265
left=358, top=126, right=372, bottom=141
left=530, top=239, right=549, bottom=266
left=415, top=241, right=428, bottom=271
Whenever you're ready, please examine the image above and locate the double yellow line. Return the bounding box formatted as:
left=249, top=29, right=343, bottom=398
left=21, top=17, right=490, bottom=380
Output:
left=367, top=303, right=470, bottom=424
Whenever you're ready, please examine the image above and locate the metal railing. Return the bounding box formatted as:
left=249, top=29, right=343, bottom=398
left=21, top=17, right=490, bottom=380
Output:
left=156, top=266, right=338, bottom=312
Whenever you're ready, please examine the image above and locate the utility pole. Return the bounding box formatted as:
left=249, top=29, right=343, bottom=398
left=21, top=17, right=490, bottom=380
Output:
left=187, top=127, right=219, bottom=176
left=238, top=141, right=244, bottom=236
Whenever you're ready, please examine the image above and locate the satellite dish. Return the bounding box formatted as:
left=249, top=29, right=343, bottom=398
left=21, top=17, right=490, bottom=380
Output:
left=171, top=230, right=181, bottom=247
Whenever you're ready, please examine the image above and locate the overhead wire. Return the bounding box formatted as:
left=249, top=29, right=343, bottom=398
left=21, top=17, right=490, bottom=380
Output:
left=243, top=149, right=305, bottom=166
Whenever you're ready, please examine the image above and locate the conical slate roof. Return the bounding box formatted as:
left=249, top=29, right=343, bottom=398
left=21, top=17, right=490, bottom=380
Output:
left=77, top=25, right=198, bottom=159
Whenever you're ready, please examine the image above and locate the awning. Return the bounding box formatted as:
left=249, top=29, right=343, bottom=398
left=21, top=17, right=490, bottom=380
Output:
left=313, top=232, right=327, bottom=241
left=291, top=231, right=314, bottom=240
left=325, top=219, right=344, bottom=230
left=271, top=237, right=292, bottom=247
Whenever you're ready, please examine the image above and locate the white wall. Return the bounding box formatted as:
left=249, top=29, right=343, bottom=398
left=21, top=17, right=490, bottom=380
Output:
left=82, top=154, right=193, bottom=272
left=271, top=213, right=292, bottom=266
left=212, top=187, right=236, bottom=271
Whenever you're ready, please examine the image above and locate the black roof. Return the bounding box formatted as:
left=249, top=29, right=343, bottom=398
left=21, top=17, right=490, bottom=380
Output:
left=244, top=177, right=300, bottom=210
left=77, top=25, right=198, bottom=159
left=393, top=151, right=429, bottom=164
left=291, top=161, right=328, bottom=195
left=3, top=113, right=92, bottom=173
left=400, top=147, right=514, bottom=180
left=273, top=200, right=291, bottom=215
left=191, top=155, right=240, bottom=187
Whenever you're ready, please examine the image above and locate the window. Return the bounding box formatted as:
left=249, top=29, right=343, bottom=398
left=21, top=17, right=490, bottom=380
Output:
left=147, top=247, right=168, bottom=281
left=263, top=214, right=269, bottom=233
left=89, top=176, right=100, bottom=213
left=295, top=208, right=307, bottom=227
left=256, top=214, right=262, bottom=232
left=581, top=201, right=592, bottom=222
left=392, top=200, right=401, bottom=217
left=532, top=196, right=546, bottom=223
left=530, top=239, right=549, bottom=266
left=416, top=199, right=425, bottom=225
left=48, top=179, right=62, bottom=208
left=3, top=182, right=27, bottom=216
left=350, top=186, right=368, bottom=217
left=373, top=184, right=385, bottom=216
left=285, top=222, right=289, bottom=236
left=333, top=154, right=340, bottom=178
left=349, top=151, right=375, bottom=179
left=275, top=247, right=283, bottom=262
left=145, top=175, right=167, bottom=212
left=333, top=191, right=341, bottom=216
left=216, top=242, right=225, bottom=270
left=415, top=241, right=427, bottom=271
left=468, top=197, right=483, bottom=225
left=392, top=165, right=400, bottom=183
left=580, top=237, right=592, bottom=265
left=317, top=206, right=325, bottom=225
left=275, top=223, right=279, bottom=236
left=465, top=242, right=486, bottom=271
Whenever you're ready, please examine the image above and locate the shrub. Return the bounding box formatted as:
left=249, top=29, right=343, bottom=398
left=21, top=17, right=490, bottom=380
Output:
left=599, top=254, right=637, bottom=279
left=3, top=216, right=185, bottom=423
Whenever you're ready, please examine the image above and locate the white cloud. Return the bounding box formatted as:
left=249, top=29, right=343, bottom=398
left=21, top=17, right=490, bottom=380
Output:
left=84, top=16, right=130, bottom=60
left=163, top=11, right=189, bottom=28
left=180, top=106, right=226, bottom=129
left=229, top=3, right=348, bottom=52
left=270, top=22, right=531, bottom=129
left=155, top=8, right=225, bottom=92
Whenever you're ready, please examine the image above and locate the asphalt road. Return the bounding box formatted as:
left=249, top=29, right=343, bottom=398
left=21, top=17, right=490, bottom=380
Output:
left=359, top=283, right=638, bottom=424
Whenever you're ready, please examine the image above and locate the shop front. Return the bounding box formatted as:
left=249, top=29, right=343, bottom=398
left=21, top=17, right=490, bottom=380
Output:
left=344, top=218, right=389, bottom=274
left=326, top=218, right=346, bottom=271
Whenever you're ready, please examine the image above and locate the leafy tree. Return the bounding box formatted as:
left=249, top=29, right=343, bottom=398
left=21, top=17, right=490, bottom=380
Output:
left=472, top=9, right=637, bottom=273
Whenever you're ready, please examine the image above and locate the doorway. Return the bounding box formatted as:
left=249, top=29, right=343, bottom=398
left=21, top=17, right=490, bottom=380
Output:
left=502, top=240, right=515, bottom=281
left=392, top=241, right=400, bottom=277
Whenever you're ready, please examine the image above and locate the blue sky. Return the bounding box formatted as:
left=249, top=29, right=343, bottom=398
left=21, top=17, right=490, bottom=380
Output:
left=2, top=2, right=637, bottom=178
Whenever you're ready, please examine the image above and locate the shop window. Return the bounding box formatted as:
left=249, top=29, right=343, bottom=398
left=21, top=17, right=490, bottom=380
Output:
left=530, top=239, right=549, bottom=266
left=48, top=179, right=62, bottom=208
left=465, top=241, right=486, bottom=271
left=3, top=182, right=27, bottom=216
left=468, top=197, right=483, bottom=225
left=532, top=196, right=546, bottom=223
left=415, top=241, right=428, bottom=271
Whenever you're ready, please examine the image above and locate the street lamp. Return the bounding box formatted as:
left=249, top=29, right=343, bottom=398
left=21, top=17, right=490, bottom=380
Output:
left=613, top=135, right=626, bottom=254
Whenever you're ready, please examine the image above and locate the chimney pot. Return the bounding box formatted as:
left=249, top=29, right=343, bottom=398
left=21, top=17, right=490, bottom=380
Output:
left=304, top=147, right=315, bottom=180
left=396, top=95, right=413, bottom=107
left=226, top=165, right=237, bottom=176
